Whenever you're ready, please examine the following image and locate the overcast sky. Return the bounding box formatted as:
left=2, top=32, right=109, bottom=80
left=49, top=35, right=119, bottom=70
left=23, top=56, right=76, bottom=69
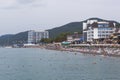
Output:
left=0, top=0, right=119, bottom=35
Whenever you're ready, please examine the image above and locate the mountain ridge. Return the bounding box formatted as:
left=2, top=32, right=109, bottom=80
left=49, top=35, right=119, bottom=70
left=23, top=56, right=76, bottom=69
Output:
left=0, top=31, right=28, bottom=46
left=0, top=17, right=119, bottom=46
left=47, top=17, right=120, bottom=38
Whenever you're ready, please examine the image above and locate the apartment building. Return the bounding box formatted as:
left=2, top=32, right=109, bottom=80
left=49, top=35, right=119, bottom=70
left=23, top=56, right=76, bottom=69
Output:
left=28, top=30, right=49, bottom=44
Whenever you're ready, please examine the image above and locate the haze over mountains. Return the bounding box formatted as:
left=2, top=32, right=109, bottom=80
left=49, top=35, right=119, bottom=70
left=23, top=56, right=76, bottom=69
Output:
left=0, top=18, right=120, bottom=46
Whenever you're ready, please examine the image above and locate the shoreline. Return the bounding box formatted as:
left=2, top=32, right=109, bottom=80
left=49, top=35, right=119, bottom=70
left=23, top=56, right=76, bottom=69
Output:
left=3, top=44, right=120, bottom=57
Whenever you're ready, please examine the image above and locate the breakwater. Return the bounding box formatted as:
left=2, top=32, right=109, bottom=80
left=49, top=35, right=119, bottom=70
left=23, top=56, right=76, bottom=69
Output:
left=45, top=44, right=120, bottom=57
left=69, top=44, right=120, bottom=57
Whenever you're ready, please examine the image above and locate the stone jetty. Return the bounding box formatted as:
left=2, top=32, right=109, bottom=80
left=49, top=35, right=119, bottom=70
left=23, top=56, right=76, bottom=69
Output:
left=45, top=43, right=120, bottom=57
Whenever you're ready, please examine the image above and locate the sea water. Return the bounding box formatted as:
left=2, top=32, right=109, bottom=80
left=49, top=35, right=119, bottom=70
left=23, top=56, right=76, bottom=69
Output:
left=0, top=48, right=120, bottom=80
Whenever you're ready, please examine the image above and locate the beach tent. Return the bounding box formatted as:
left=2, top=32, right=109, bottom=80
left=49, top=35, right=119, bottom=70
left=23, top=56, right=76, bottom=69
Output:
left=61, top=41, right=71, bottom=45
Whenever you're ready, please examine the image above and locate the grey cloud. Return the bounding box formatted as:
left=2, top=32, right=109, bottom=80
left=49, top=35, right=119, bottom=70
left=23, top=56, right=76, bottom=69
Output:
left=16, top=0, right=36, bottom=4
left=16, top=0, right=45, bottom=8
left=0, top=0, right=44, bottom=10
left=0, top=6, right=18, bottom=10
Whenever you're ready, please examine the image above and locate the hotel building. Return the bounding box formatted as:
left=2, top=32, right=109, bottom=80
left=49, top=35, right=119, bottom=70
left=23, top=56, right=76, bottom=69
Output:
left=83, top=19, right=116, bottom=42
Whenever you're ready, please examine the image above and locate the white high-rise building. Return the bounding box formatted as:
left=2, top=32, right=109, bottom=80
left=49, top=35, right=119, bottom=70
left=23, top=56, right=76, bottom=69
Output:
left=83, top=19, right=116, bottom=42
left=28, top=30, right=49, bottom=44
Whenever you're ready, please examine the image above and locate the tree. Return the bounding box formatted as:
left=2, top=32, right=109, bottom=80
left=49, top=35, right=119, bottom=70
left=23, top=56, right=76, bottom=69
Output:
left=40, top=38, right=53, bottom=43
left=54, top=32, right=71, bottom=42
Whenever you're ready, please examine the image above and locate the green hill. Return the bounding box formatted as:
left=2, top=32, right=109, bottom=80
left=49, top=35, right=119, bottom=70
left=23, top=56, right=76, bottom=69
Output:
left=0, top=31, right=28, bottom=46
left=47, top=22, right=83, bottom=38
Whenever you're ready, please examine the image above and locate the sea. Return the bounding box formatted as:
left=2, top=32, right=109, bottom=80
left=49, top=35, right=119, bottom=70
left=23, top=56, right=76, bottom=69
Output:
left=0, top=48, right=120, bottom=80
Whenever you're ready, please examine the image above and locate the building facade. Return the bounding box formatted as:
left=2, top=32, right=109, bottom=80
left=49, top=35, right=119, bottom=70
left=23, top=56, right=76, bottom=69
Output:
left=28, top=30, right=49, bottom=44
left=67, top=32, right=83, bottom=44
left=83, top=19, right=116, bottom=42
